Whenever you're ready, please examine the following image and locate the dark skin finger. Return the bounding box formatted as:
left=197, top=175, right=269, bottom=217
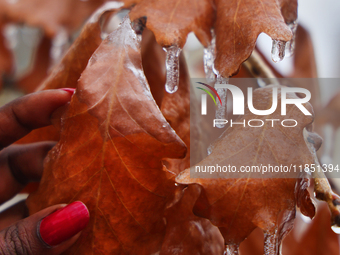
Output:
left=0, top=90, right=73, bottom=150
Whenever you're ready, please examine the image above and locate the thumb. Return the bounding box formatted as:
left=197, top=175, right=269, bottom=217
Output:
left=0, top=201, right=89, bottom=255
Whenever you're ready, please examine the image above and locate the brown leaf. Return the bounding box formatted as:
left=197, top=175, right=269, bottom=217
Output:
left=279, top=0, right=297, bottom=24
left=282, top=201, right=340, bottom=255
left=238, top=201, right=340, bottom=255
left=177, top=86, right=316, bottom=250
left=129, top=0, right=215, bottom=48
left=16, top=3, right=122, bottom=146
left=27, top=16, right=187, bottom=254
left=214, top=0, right=292, bottom=77
left=160, top=185, right=224, bottom=255
left=291, top=25, right=318, bottom=79
left=0, top=0, right=124, bottom=37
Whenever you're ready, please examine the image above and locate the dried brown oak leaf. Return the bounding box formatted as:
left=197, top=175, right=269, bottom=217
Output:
left=176, top=86, right=317, bottom=252
left=17, top=3, right=122, bottom=145
left=0, top=0, right=125, bottom=37
left=160, top=185, right=224, bottom=255
left=27, top=16, right=186, bottom=254
left=214, top=0, right=293, bottom=77
left=129, top=0, right=215, bottom=48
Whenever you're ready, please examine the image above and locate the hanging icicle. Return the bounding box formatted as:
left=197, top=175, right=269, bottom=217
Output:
left=214, top=74, right=229, bottom=128
left=271, top=40, right=286, bottom=63
left=164, top=46, right=181, bottom=94
left=203, top=30, right=216, bottom=83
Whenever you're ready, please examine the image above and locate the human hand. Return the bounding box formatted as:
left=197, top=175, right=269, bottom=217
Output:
left=0, top=89, right=89, bottom=255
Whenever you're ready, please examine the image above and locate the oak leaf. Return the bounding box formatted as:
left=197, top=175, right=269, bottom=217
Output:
left=160, top=185, right=224, bottom=255
left=0, top=0, right=124, bottom=37
left=17, top=3, right=122, bottom=145
left=214, top=0, right=293, bottom=77
left=129, top=0, right=215, bottom=48
left=27, top=16, right=187, bottom=254
left=176, top=86, right=317, bottom=252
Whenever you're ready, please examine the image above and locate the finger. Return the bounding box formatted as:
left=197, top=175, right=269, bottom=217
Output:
left=0, top=201, right=27, bottom=231
left=0, top=89, right=74, bottom=150
left=0, top=201, right=89, bottom=255
left=0, top=142, right=55, bottom=204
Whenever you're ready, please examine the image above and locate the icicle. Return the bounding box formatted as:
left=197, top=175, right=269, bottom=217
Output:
left=225, top=245, right=239, bottom=255
left=264, top=231, right=281, bottom=255
left=3, top=24, right=19, bottom=49
left=285, top=20, right=298, bottom=57
left=214, top=74, right=229, bottom=128
left=164, top=46, right=181, bottom=94
left=203, top=30, right=216, bottom=82
left=50, top=29, right=69, bottom=65
left=271, top=40, right=286, bottom=63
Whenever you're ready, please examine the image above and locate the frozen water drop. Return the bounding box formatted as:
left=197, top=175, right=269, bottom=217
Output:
left=164, top=46, right=181, bottom=93
left=225, top=245, right=239, bottom=255
left=331, top=225, right=340, bottom=234
left=271, top=40, right=286, bottom=63
left=203, top=30, right=216, bottom=82
left=285, top=20, right=298, bottom=57
left=207, top=144, right=214, bottom=155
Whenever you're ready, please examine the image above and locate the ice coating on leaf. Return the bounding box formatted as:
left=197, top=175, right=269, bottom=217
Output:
left=271, top=40, right=286, bottom=63
left=203, top=30, right=216, bottom=83
left=164, top=46, right=181, bottom=93
left=214, top=75, right=229, bottom=128
left=27, top=15, right=187, bottom=255
left=264, top=231, right=281, bottom=255
left=285, top=20, right=298, bottom=57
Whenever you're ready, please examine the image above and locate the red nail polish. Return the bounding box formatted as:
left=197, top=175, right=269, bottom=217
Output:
left=39, top=201, right=89, bottom=246
left=59, top=88, right=76, bottom=95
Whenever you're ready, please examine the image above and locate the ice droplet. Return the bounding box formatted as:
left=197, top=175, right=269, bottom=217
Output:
left=271, top=40, right=286, bottom=63
left=164, top=46, right=181, bottom=93
left=51, top=29, right=69, bottom=65
left=331, top=225, right=340, bottom=234
left=203, top=30, right=216, bottom=82
left=224, top=245, right=239, bottom=255
left=285, top=20, right=298, bottom=57
left=207, top=144, right=214, bottom=155
left=214, top=74, right=229, bottom=128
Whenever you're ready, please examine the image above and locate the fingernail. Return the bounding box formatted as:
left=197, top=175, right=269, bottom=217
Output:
left=39, top=201, right=89, bottom=246
left=59, top=88, right=76, bottom=95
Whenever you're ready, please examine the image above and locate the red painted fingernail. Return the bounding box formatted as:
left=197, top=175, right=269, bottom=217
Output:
left=59, top=88, right=76, bottom=95
left=39, top=201, right=89, bottom=246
